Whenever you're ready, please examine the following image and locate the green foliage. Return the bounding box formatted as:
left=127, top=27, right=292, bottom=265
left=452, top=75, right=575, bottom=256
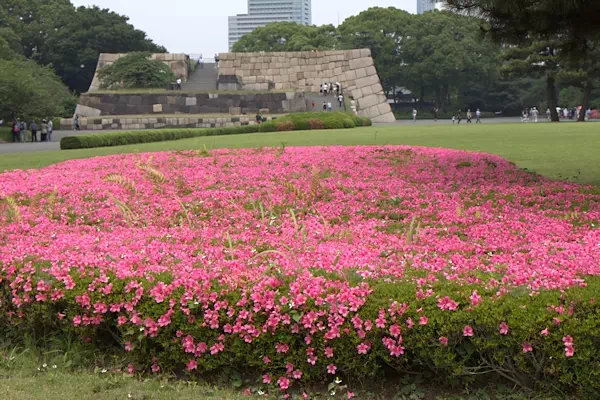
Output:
left=231, top=22, right=339, bottom=52
left=61, top=113, right=370, bottom=150
left=0, top=58, right=76, bottom=120
left=97, top=52, right=175, bottom=89
left=0, top=0, right=165, bottom=93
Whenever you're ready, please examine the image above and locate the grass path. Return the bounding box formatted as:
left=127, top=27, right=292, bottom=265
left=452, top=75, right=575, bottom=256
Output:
left=1, top=123, right=599, bottom=185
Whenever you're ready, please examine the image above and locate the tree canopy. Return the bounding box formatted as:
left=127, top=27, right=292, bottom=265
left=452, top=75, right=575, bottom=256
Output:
left=97, top=52, right=175, bottom=89
left=0, top=0, right=165, bottom=93
left=232, top=22, right=339, bottom=52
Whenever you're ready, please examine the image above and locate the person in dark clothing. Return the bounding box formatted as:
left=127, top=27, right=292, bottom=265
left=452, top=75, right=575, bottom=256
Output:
left=11, top=120, right=20, bottom=142
left=456, top=111, right=462, bottom=124
left=30, top=121, right=37, bottom=142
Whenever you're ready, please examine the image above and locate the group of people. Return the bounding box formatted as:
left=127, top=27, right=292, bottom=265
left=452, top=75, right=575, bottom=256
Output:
left=11, top=118, right=53, bottom=143
left=553, top=107, right=592, bottom=121
left=521, top=107, right=540, bottom=123
left=319, top=82, right=342, bottom=97
left=450, top=109, right=482, bottom=124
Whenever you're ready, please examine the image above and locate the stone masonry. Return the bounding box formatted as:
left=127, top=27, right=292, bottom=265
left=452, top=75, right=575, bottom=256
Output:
left=60, top=115, right=273, bottom=131
left=218, top=49, right=395, bottom=123
left=88, top=53, right=190, bottom=92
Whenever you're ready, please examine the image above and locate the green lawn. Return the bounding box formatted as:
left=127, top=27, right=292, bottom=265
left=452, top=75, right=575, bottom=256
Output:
left=1, top=122, right=599, bottom=185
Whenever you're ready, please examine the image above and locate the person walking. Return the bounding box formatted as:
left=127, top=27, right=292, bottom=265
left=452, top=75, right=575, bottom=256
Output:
left=47, top=118, right=53, bottom=141
left=214, top=53, right=219, bottom=68
left=176, top=78, right=182, bottom=90
left=433, top=108, right=439, bottom=123
left=327, top=101, right=332, bottom=112
left=467, top=109, right=473, bottom=123
left=198, top=54, right=204, bottom=69
left=41, top=119, right=48, bottom=142
left=546, top=108, right=551, bottom=120
left=322, top=101, right=327, bottom=111
left=319, top=84, right=323, bottom=96
left=476, top=109, right=482, bottom=123
left=350, top=99, right=357, bottom=115
left=30, top=120, right=38, bottom=142
left=456, top=110, right=462, bottom=124
left=11, top=119, right=20, bottom=142
left=531, top=107, right=539, bottom=123
left=412, top=108, right=417, bottom=123
left=323, top=83, right=328, bottom=96
left=338, top=94, right=344, bottom=108
left=20, top=120, right=27, bottom=142
left=74, top=114, right=80, bottom=131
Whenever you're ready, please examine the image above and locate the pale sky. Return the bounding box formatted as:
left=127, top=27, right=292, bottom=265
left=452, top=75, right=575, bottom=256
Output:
left=71, top=0, right=415, bottom=56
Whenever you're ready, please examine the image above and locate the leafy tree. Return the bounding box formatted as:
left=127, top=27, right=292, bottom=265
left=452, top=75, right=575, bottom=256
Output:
left=0, top=58, right=75, bottom=120
left=338, top=7, right=411, bottom=97
left=97, top=52, right=175, bottom=89
left=0, top=1, right=166, bottom=93
left=400, top=11, right=499, bottom=111
left=501, top=40, right=561, bottom=121
left=232, top=22, right=339, bottom=52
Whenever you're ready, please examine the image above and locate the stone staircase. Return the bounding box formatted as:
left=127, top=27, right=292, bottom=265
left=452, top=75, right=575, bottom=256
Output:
left=305, top=93, right=347, bottom=113
left=182, top=63, right=218, bottom=91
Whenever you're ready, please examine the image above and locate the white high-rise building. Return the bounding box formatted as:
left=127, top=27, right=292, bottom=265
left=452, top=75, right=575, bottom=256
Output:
left=229, top=0, right=312, bottom=50
left=417, top=0, right=437, bottom=14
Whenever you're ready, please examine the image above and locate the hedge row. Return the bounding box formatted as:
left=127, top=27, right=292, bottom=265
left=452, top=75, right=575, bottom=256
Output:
left=60, top=113, right=371, bottom=150
left=3, top=273, right=600, bottom=397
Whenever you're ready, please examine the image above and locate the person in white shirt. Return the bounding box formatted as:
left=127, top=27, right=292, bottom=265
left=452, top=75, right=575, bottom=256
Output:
left=475, top=109, right=482, bottom=123
left=338, top=94, right=344, bottom=108
left=47, top=119, right=53, bottom=141
left=531, top=107, right=539, bottom=123
left=176, top=78, right=182, bottom=90
left=198, top=54, right=204, bottom=69
left=327, top=102, right=332, bottom=112
left=323, top=83, right=328, bottom=96
left=412, top=108, right=417, bottom=123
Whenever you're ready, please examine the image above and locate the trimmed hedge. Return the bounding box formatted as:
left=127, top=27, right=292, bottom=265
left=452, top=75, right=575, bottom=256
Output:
left=60, top=113, right=372, bottom=150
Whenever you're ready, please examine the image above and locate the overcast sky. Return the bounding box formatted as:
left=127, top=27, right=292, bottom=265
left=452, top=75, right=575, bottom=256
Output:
left=71, top=0, right=415, bottom=56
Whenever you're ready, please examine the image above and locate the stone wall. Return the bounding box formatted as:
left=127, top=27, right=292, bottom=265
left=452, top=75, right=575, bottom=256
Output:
left=75, top=92, right=306, bottom=117
left=218, top=50, right=395, bottom=123
left=60, top=115, right=273, bottom=131
left=88, top=53, right=190, bottom=92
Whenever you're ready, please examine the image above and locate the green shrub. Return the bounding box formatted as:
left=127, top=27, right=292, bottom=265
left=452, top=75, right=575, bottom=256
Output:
left=60, top=112, right=373, bottom=150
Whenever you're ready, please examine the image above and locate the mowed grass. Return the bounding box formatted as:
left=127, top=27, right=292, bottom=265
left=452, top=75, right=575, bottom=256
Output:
left=1, top=122, right=599, bottom=185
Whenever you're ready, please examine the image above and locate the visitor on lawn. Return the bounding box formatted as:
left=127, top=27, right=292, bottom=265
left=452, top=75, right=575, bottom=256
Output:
left=30, top=121, right=37, bottom=142
left=338, top=94, right=344, bottom=108
left=456, top=110, right=462, bottom=124
left=41, top=119, right=48, bottom=142
left=11, top=120, right=20, bottom=143
left=48, top=118, right=53, bottom=142
left=255, top=113, right=263, bottom=124
left=476, top=109, right=482, bottom=123
left=412, top=108, right=417, bottom=123
left=467, top=109, right=472, bottom=123
left=74, top=114, right=80, bottom=131
left=327, top=102, right=332, bottom=112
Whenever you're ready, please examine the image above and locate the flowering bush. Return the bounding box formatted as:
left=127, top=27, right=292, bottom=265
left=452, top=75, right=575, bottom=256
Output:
left=1, top=146, right=600, bottom=396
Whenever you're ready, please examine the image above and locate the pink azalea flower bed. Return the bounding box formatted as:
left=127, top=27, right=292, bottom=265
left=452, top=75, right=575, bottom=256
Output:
left=1, top=146, right=600, bottom=393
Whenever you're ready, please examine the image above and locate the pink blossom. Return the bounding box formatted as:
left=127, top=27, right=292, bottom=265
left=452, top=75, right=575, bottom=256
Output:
left=263, top=356, right=271, bottom=364
left=499, top=322, right=509, bottom=335
left=419, top=316, right=428, bottom=326
left=470, top=290, right=482, bottom=306
left=389, top=324, right=401, bottom=337
left=325, top=346, right=334, bottom=358
left=540, top=328, right=550, bottom=336
left=186, top=359, right=197, bottom=370
left=347, top=392, right=355, bottom=399
left=522, top=342, right=533, bottom=353
left=278, top=376, right=290, bottom=390
left=357, top=342, right=371, bottom=355
left=292, top=369, right=303, bottom=379
left=463, top=325, right=474, bottom=337
left=439, top=336, right=449, bottom=347
left=438, top=296, right=459, bottom=311
left=327, top=364, right=337, bottom=374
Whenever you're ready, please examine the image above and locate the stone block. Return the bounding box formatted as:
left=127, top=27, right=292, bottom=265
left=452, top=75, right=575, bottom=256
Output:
left=361, top=86, right=373, bottom=96
left=74, top=104, right=102, bottom=117
left=349, top=57, right=374, bottom=70
left=186, top=97, right=197, bottom=106
left=352, top=49, right=361, bottom=59
left=365, top=104, right=383, bottom=119
left=344, top=70, right=357, bottom=81
left=355, top=68, right=367, bottom=79
left=370, top=83, right=384, bottom=94
left=229, top=107, right=241, bottom=115
left=377, top=103, right=392, bottom=116
left=358, top=94, right=381, bottom=109
left=360, top=49, right=371, bottom=58
left=153, top=104, right=163, bottom=113
left=354, top=75, right=379, bottom=89
left=372, top=112, right=396, bottom=123
left=366, top=65, right=377, bottom=76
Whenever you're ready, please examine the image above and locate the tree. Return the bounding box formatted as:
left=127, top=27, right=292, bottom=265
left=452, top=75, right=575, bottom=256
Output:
left=97, top=52, right=175, bottom=89
left=0, top=59, right=75, bottom=120
left=232, top=22, right=339, bottom=52
left=0, top=1, right=165, bottom=93
left=400, top=11, right=499, bottom=111
left=442, top=0, right=600, bottom=59
left=338, top=7, right=412, bottom=96
left=502, top=40, right=561, bottom=121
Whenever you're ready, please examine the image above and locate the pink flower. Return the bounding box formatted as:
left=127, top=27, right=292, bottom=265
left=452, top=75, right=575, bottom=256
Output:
left=522, top=342, right=533, bottom=353
left=439, top=336, right=449, bottom=347
left=186, top=359, right=197, bottom=370
left=263, top=373, right=271, bottom=384
left=470, top=290, right=482, bottom=306
left=499, top=322, right=509, bottom=335
left=278, top=376, right=290, bottom=390
left=357, top=342, right=371, bottom=355
left=127, top=363, right=135, bottom=375
left=327, top=364, right=337, bottom=374
left=463, top=325, right=474, bottom=337
left=276, top=343, right=289, bottom=353
left=151, top=363, right=160, bottom=373
left=419, top=316, right=428, bottom=326
left=293, top=369, right=303, bottom=379
left=389, top=324, right=401, bottom=337
left=325, top=346, right=334, bottom=358
left=406, top=318, right=414, bottom=329
left=438, top=296, right=459, bottom=311
left=540, top=328, right=549, bottom=336
left=562, top=336, right=574, bottom=346
left=263, top=356, right=271, bottom=364
left=307, top=355, right=318, bottom=365
left=348, top=392, right=355, bottom=399
left=565, top=344, right=575, bottom=357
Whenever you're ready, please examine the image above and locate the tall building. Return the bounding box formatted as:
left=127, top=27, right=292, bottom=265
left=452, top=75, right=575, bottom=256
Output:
left=417, top=0, right=437, bottom=14
left=229, top=0, right=312, bottom=50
